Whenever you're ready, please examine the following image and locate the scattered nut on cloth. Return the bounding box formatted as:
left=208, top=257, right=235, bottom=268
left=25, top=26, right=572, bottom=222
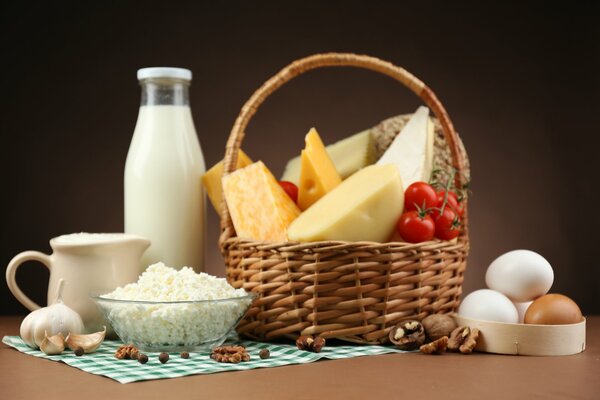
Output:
left=211, top=345, right=250, bottom=363
left=259, top=348, right=270, bottom=359
left=115, top=344, right=139, bottom=360
left=296, top=335, right=326, bottom=353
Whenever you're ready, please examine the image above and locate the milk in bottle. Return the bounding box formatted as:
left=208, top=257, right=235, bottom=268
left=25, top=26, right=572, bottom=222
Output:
left=125, top=67, right=205, bottom=272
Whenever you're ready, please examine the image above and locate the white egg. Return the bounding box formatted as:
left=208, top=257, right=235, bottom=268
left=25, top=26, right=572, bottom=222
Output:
left=485, top=250, right=553, bottom=302
left=458, top=289, right=519, bottom=323
left=513, top=301, right=533, bottom=323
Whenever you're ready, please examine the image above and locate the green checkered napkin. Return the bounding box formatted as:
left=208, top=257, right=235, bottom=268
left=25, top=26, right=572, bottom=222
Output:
left=2, top=336, right=407, bottom=384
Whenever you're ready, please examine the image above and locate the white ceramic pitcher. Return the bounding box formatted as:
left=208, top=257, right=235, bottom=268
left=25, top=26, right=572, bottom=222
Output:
left=6, top=233, right=150, bottom=333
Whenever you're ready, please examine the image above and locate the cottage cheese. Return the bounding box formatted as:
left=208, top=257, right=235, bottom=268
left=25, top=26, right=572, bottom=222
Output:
left=98, top=263, right=251, bottom=350
left=104, top=263, right=248, bottom=301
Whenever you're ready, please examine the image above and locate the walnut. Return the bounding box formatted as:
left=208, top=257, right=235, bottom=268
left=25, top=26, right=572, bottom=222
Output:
left=389, top=320, right=426, bottom=350
left=420, top=336, right=448, bottom=354
left=448, top=326, right=479, bottom=354
left=421, top=314, right=457, bottom=341
left=115, top=344, right=139, bottom=360
left=296, top=335, right=326, bottom=352
left=211, top=345, right=250, bottom=363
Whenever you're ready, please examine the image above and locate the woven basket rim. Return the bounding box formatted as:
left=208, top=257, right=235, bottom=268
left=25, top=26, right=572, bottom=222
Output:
left=222, top=236, right=467, bottom=251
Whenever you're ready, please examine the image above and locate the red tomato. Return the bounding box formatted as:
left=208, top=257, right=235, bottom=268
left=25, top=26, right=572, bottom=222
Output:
left=432, top=190, right=463, bottom=219
left=434, top=207, right=461, bottom=240
left=279, top=181, right=298, bottom=203
left=396, top=211, right=435, bottom=243
left=404, top=182, right=438, bottom=212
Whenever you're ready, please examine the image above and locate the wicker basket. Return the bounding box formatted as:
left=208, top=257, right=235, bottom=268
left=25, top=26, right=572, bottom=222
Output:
left=219, top=53, right=470, bottom=344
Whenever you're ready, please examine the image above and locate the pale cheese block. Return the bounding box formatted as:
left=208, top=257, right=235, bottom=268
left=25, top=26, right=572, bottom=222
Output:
left=281, top=130, right=376, bottom=185
left=297, top=128, right=342, bottom=210
left=202, top=150, right=253, bottom=213
left=287, top=164, right=404, bottom=243
left=222, top=161, right=301, bottom=242
left=376, top=106, right=434, bottom=188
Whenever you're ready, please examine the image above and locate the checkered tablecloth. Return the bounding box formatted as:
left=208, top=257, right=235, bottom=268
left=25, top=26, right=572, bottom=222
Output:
left=2, top=336, right=407, bottom=384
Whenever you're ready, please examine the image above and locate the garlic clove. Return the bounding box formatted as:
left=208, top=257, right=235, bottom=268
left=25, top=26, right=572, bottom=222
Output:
left=66, top=326, right=106, bottom=353
left=40, top=331, right=65, bottom=355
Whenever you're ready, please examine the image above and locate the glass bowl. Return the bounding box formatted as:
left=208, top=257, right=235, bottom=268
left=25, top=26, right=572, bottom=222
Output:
left=91, top=293, right=255, bottom=352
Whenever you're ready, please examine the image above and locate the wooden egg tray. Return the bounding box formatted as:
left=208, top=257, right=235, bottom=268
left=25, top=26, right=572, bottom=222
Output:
left=453, top=315, right=586, bottom=356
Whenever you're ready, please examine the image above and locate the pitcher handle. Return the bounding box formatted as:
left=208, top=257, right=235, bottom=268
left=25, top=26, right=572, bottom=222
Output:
left=6, top=251, right=52, bottom=311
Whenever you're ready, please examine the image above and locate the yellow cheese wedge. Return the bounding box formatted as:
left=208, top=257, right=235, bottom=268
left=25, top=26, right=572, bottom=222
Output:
left=287, top=164, right=404, bottom=243
left=281, top=130, right=376, bottom=185
left=222, top=161, right=301, bottom=242
left=202, top=150, right=253, bottom=213
left=298, top=128, right=342, bottom=210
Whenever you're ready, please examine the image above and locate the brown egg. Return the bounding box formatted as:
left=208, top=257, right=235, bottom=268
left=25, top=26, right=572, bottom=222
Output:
left=524, top=294, right=583, bottom=325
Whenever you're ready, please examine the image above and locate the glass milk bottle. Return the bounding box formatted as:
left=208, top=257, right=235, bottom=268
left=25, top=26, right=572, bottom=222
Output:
left=125, top=67, right=205, bottom=272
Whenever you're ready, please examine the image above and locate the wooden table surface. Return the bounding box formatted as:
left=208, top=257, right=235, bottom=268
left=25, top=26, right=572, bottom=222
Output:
left=1, top=315, right=599, bottom=400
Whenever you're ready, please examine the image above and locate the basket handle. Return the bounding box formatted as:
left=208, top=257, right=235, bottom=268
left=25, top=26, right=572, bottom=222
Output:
left=220, top=53, right=465, bottom=242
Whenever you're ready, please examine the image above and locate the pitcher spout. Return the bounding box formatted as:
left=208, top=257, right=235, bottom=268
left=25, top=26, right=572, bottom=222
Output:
left=126, top=236, right=151, bottom=255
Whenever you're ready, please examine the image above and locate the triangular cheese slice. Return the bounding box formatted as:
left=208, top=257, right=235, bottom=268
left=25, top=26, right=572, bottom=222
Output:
left=376, top=106, right=434, bottom=188
left=297, top=128, right=342, bottom=210
left=222, top=161, right=300, bottom=242
left=281, top=130, right=376, bottom=185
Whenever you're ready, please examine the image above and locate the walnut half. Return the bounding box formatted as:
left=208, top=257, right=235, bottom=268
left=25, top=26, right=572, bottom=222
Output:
left=448, top=326, right=479, bottom=354
left=389, top=320, right=426, bottom=350
left=211, top=345, right=250, bottom=363
left=420, top=336, right=449, bottom=354
left=115, top=344, right=139, bottom=360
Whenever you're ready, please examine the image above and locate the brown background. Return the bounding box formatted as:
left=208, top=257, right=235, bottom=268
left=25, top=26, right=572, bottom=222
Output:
left=1, top=1, right=599, bottom=315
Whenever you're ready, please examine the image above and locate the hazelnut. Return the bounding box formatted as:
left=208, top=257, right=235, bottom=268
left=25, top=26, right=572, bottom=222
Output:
left=312, top=336, right=326, bottom=353
left=421, top=314, right=457, bottom=341
left=137, top=353, right=148, bottom=364
left=180, top=351, right=190, bottom=359
left=159, top=352, right=169, bottom=364
left=296, top=335, right=326, bottom=352
left=259, top=349, right=270, bottom=359
left=296, top=335, right=314, bottom=351
left=389, top=320, right=425, bottom=350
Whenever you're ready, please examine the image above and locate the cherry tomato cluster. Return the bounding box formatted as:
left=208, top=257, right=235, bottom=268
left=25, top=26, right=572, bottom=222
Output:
left=397, top=181, right=464, bottom=243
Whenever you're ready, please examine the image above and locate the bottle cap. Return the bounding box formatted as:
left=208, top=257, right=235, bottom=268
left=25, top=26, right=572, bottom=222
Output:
left=137, top=67, right=192, bottom=81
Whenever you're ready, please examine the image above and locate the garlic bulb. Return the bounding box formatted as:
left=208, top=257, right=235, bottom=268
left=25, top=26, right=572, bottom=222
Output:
left=40, top=332, right=65, bottom=355
left=19, top=279, right=85, bottom=348
left=66, top=326, right=106, bottom=353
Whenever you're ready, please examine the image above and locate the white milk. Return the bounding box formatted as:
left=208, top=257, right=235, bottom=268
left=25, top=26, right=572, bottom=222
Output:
left=125, top=104, right=206, bottom=271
